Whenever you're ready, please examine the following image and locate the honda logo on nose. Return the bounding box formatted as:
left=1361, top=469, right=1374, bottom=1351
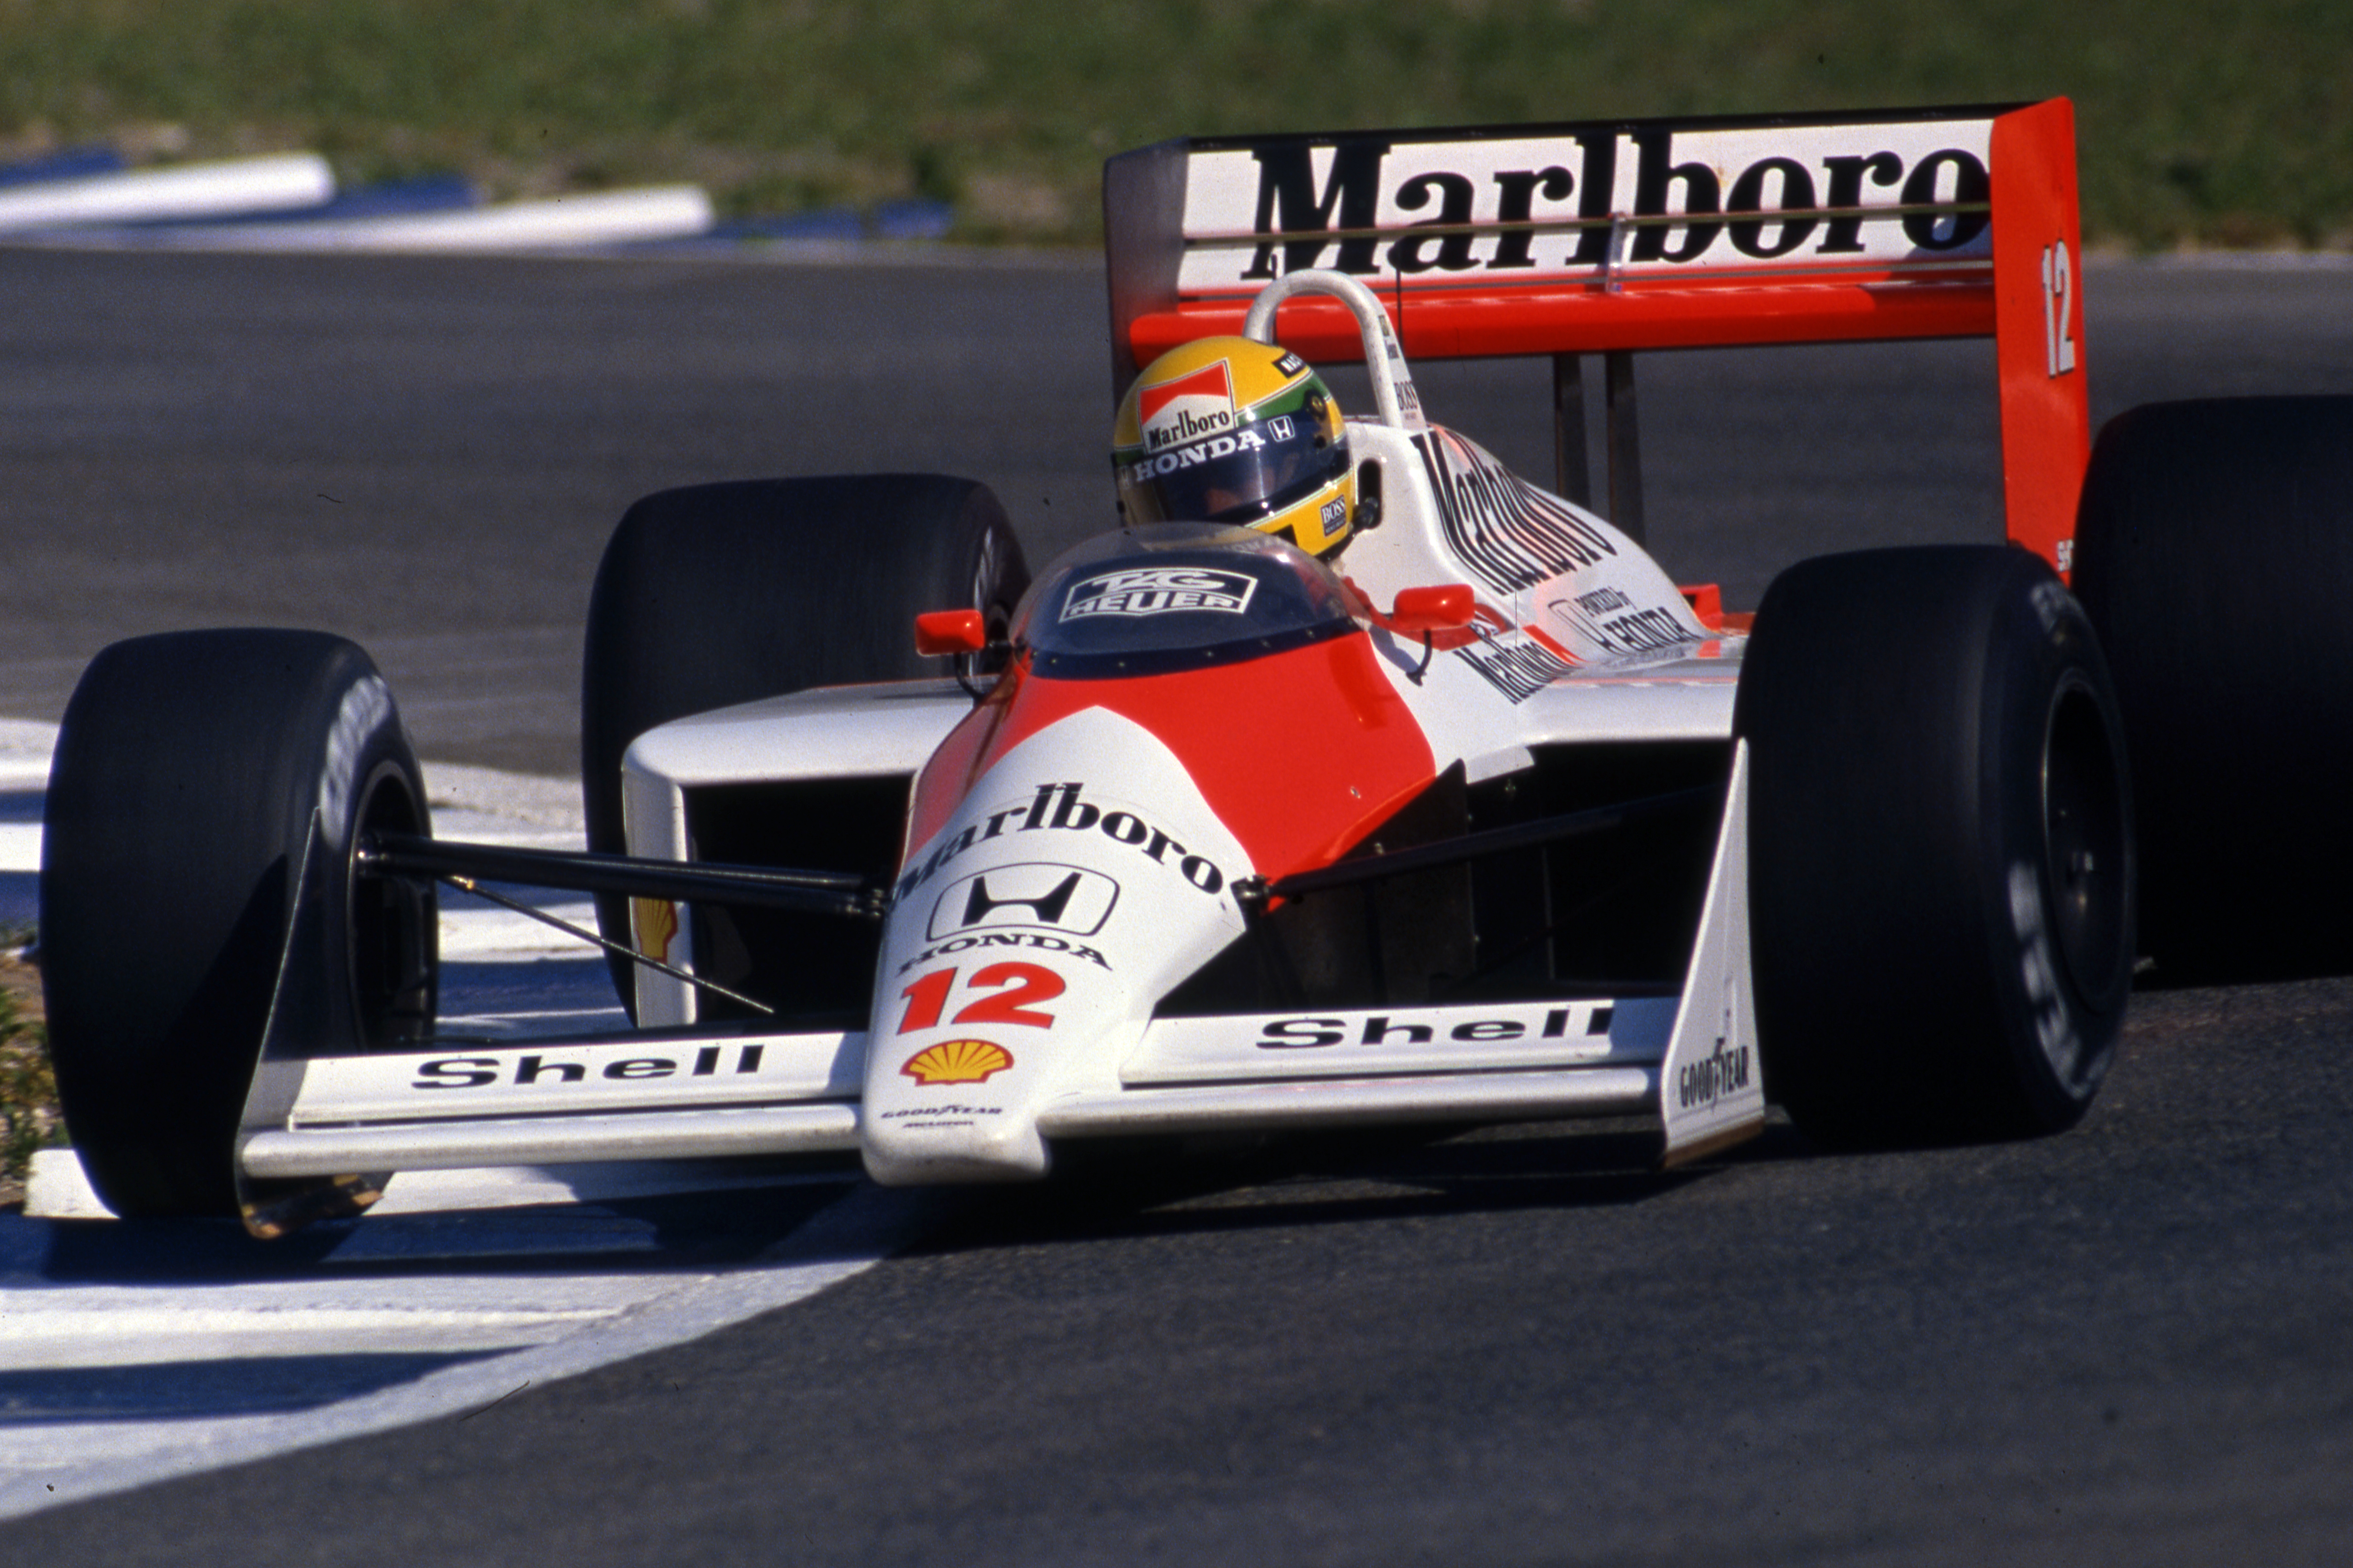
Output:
left=927, top=862, right=1120, bottom=939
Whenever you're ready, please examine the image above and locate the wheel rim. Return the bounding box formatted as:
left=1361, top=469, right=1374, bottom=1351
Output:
left=2041, top=673, right=2130, bottom=1004
left=973, top=522, right=1020, bottom=675
left=348, top=761, right=437, bottom=1049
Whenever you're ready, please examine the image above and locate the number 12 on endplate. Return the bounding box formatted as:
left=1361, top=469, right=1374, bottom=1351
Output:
left=2040, top=239, right=2077, bottom=378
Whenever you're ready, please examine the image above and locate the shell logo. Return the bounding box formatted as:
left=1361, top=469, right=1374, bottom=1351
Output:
left=631, top=897, right=679, bottom=964
left=900, top=1039, right=1014, bottom=1085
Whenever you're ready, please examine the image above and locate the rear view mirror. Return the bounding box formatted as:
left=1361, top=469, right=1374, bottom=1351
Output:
left=1390, top=584, right=1475, bottom=634
left=914, top=609, right=987, bottom=657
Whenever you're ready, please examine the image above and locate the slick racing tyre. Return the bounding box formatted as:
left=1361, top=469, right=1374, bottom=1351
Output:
left=2071, top=396, right=2353, bottom=984
left=581, top=475, right=1029, bottom=1011
left=43, top=631, right=436, bottom=1219
left=1736, top=546, right=2135, bottom=1148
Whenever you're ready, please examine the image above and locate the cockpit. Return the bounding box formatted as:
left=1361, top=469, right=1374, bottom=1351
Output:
left=1013, top=523, right=1359, bottom=679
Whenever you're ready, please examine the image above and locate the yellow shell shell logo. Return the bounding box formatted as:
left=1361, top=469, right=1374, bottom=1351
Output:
left=631, top=897, right=679, bottom=964
left=900, top=1039, right=1014, bottom=1085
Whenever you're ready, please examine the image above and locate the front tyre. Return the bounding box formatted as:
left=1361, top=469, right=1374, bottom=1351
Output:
left=42, top=630, right=436, bottom=1219
left=1736, top=547, right=2135, bottom=1148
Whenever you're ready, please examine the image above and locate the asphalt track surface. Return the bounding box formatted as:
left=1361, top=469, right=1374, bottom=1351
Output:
left=5, top=246, right=2353, bottom=1563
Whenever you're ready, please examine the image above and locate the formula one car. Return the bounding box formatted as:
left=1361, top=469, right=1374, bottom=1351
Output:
left=42, top=100, right=2353, bottom=1233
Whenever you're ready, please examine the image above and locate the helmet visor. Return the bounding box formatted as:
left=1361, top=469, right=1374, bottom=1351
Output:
left=1120, top=409, right=1347, bottom=527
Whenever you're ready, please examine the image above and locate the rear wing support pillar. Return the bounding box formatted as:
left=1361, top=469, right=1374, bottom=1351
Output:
left=1550, top=353, right=1590, bottom=507
left=1605, top=350, right=1645, bottom=546
left=1545, top=351, right=1644, bottom=543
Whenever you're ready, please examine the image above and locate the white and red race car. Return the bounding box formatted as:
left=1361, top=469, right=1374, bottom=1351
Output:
left=40, top=101, right=2350, bottom=1234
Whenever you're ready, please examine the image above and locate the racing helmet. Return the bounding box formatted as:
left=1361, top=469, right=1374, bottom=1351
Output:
left=1113, top=337, right=1355, bottom=557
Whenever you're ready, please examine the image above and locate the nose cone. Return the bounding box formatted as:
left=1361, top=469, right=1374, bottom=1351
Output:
left=862, top=708, right=1250, bottom=1185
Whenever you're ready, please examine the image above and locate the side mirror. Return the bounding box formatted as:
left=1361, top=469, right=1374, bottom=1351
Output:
left=1390, top=585, right=1475, bottom=634
left=914, top=609, right=987, bottom=657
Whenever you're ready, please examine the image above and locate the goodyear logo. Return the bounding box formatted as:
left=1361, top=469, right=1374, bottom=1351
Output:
left=1677, top=1038, right=1753, bottom=1111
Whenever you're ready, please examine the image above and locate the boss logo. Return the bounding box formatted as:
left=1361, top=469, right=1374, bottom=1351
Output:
left=927, top=862, right=1119, bottom=940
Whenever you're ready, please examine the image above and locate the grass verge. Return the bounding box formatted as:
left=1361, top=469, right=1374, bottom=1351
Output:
left=0, top=1, right=2346, bottom=249
left=0, top=950, right=56, bottom=1209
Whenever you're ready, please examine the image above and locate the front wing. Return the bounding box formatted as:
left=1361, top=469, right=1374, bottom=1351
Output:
left=240, top=748, right=1765, bottom=1185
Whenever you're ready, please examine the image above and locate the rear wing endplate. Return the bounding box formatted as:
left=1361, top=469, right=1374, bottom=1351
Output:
left=1105, top=100, right=2089, bottom=571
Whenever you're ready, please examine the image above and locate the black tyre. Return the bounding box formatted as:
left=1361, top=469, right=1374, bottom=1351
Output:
left=2072, top=396, right=2353, bottom=984
left=580, top=475, right=1028, bottom=1007
left=42, top=631, right=436, bottom=1219
left=1736, top=546, right=2135, bottom=1147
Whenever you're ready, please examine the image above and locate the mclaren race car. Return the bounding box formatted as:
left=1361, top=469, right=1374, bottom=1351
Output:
left=41, top=101, right=2352, bottom=1234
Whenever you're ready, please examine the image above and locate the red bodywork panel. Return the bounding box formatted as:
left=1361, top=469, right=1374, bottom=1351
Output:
left=905, top=633, right=1437, bottom=883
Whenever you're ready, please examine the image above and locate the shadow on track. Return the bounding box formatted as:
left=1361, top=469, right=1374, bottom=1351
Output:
left=921, top=1117, right=1818, bottom=1254
left=25, top=1175, right=861, bottom=1288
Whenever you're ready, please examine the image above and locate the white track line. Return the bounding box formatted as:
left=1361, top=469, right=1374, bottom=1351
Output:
left=24, top=1150, right=837, bottom=1224
left=0, top=733, right=935, bottom=1524
left=0, top=722, right=598, bottom=961
left=0, top=1183, right=939, bottom=1520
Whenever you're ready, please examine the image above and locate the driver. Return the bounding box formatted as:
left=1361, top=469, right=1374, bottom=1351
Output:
left=1112, top=337, right=1357, bottom=559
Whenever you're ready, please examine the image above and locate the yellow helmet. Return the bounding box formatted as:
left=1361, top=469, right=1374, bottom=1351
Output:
left=1112, top=337, right=1355, bottom=558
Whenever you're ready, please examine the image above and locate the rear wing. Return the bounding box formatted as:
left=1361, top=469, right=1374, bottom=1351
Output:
left=1104, top=100, right=2088, bottom=572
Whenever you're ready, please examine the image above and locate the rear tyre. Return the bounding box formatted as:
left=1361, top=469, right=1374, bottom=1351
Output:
left=2072, top=396, right=2353, bottom=984
left=1736, top=547, right=2135, bottom=1148
left=42, top=631, right=436, bottom=1218
left=580, top=475, right=1028, bottom=1008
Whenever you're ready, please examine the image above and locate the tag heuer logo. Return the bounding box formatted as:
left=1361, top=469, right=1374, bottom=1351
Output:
left=1061, top=567, right=1258, bottom=620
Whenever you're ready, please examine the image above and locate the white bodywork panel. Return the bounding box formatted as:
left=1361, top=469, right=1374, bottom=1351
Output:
left=1339, top=420, right=1737, bottom=777
left=240, top=315, right=1767, bottom=1188
left=620, top=679, right=971, bottom=1025
left=862, top=707, right=1256, bottom=1183
left=1657, top=741, right=1766, bottom=1159
left=610, top=419, right=1739, bottom=1035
